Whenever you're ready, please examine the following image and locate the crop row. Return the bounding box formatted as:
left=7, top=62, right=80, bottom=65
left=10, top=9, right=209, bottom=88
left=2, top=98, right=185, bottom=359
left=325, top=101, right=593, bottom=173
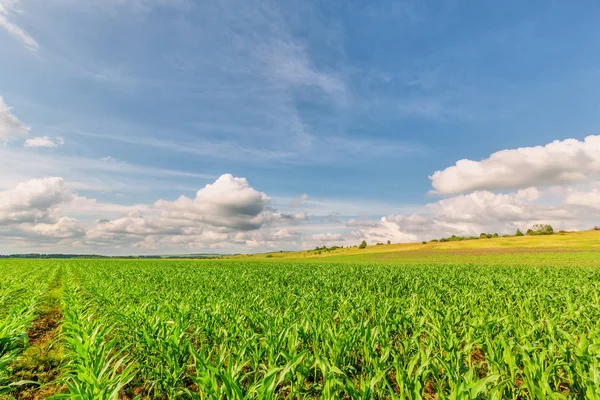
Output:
left=52, top=260, right=600, bottom=399
left=0, top=262, right=54, bottom=394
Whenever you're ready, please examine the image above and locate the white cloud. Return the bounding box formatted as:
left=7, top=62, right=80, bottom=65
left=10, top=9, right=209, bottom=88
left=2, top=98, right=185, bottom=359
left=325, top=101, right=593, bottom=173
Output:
left=0, top=96, right=29, bottom=142
left=358, top=189, right=583, bottom=244
left=0, top=177, right=72, bottom=225
left=565, top=188, right=600, bottom=212
left=430, top=135, right=600, bottom=195
left=24, top=136, right=64, bottom=148
left=0, top=0, right=38, bottom=50
left=155, top=174, right=271, bottom=231
left=80, top=174, right=309, bottom=251
left=24, top=216, right=85, bottom=239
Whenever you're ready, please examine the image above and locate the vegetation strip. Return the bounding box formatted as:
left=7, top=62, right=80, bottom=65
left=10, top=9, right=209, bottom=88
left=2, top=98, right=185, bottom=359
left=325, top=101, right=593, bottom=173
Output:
left=2, top=247, right=600, bottom=398
left=3, top=266, right=66, bottom=399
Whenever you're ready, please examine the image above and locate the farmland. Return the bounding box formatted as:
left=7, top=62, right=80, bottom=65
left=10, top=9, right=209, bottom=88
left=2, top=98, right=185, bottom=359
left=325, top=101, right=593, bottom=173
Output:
left=1, top=234, right=600, bottom=399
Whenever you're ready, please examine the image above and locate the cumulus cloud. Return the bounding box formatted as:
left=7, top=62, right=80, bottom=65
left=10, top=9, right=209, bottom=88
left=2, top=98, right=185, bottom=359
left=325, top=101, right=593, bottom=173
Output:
left=24, top=217, right=85, bottom=239
left=430, top=135, right=600, bottom=195
left=0, top=96, right=29, bottom=142
left=24, top=136, right=64, bottom=148
left=155, top=174, right=271, bottom=231
left=0, top=177, right=72, bottom=225
left=83, top=174, right=309, bottom=250
left=0, top=174, right=317, bottom=253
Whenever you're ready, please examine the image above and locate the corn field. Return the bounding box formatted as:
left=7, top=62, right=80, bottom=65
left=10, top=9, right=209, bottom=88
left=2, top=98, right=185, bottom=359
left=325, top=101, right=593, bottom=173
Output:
left=1, top=259, right=600, bottom=399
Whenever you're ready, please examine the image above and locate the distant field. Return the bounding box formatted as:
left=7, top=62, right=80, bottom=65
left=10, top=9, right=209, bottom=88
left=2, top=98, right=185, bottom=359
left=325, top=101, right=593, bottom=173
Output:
left=238, top=229, right=600, bottom=266
left=1, top=233, right=600, bottom=398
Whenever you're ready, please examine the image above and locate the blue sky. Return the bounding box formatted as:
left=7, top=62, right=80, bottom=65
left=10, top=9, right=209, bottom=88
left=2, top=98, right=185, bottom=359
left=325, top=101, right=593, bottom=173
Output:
left=2, top=0, right=600, bottom=254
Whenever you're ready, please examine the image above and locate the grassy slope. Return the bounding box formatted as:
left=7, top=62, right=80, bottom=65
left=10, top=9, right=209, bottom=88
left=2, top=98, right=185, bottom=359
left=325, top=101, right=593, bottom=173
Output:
left=230, top=230, right=600, bottom=266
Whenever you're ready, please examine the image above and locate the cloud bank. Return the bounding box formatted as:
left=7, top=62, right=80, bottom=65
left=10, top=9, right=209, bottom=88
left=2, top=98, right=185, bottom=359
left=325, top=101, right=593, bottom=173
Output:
left=3, top=135, right=600, bottom=253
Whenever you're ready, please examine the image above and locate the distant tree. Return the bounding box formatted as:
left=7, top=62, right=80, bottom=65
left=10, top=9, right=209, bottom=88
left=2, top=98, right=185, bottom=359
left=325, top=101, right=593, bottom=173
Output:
left=526, top=224, right=554, bottom=235
left=515, top=229, right=524, bottom=236
left=479, top=233, right=488, bottom=238
left=387, top=240, right=391, bottom=245
left=359, top=240, right=367, bottom=249
left=422, top=241, right=427, bottom=244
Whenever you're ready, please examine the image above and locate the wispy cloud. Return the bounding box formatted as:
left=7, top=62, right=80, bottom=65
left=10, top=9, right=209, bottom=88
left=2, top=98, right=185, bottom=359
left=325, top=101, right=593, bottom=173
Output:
left=56, top=127, right=419, bottom=166
left=57, top=128, right=296, bottom=163
left=0, top=146, right=214, bottom=194
left=259, top=39, right=346, bottom=96
left=0, top=0, right=38, bottom=50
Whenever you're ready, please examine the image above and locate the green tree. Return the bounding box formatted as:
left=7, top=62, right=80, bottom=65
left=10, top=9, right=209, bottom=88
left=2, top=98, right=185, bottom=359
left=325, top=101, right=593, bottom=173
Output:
left=526, top=224, right=554, bottom=235
left=359, top=240, right=367, bottom=249
left=515, top=229, right=524, bottom=236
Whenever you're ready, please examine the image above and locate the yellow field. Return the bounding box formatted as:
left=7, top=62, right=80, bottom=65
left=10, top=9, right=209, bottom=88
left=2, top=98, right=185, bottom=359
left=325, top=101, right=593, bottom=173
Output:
left=233, top=229, right=600, bottom=266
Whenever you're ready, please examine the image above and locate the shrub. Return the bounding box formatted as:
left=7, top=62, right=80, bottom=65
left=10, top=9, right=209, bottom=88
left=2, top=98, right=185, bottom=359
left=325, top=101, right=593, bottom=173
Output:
left=265, top=254, right=273, bottom=258
left=422, top=241, right=427, bottom=244
left=358, top=240, right=367, bottom=249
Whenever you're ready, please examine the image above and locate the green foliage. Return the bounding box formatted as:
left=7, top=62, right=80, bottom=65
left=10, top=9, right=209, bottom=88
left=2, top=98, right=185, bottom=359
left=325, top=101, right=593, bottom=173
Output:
left=0, top=263, right=53, bottom=393
left=313, top=245, right=342, bottom=253
left=386, top=240, right=391, bottom=245
left=358, top=240, right=367, bottom=249
left=439, top=234, right=480, bottom=242
left=526, top=224, right=554, bottom=236
left=2, top=258, right=600, bottom=398
left=515, top=229, right=524, bottom=236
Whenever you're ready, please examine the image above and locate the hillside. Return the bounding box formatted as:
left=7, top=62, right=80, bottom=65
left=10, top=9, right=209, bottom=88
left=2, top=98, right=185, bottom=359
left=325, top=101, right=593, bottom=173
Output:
left=232, top=229, right=600, bottom=266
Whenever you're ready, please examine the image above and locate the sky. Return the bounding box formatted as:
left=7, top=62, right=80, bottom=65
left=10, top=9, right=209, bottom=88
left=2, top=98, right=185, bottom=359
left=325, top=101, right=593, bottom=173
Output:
left=2, top=0, right=600, bottom=254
